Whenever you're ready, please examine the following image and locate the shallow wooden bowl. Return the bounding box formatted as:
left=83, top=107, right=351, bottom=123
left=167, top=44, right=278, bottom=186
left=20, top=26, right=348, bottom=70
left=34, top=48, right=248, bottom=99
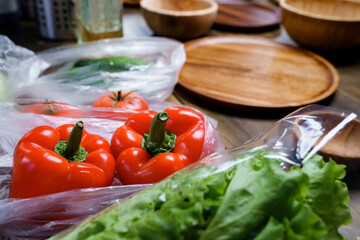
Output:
left=295, top=110, right=360, bottom=171
left=280, top=0, right=360, bottom=51
left=140, top=0, right=218, bottom=40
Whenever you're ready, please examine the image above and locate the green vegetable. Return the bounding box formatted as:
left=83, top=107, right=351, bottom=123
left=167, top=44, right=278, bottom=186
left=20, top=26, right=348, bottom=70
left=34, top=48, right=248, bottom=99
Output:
left=62, top=56, right=149, bottom=86
left=0, top=71, right=10, bottom=102
left=71, top=56, right=149, bottom=73
left=301, top=155, right=351, bottom=240
left=51, top=150, right=352, bottom=240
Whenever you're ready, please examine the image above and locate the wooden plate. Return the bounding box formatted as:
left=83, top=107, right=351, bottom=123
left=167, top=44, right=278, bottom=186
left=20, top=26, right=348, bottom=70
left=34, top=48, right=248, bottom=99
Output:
left=178, top=36, right=339, bottom=109
left=214, top=0, right=281, bottom=32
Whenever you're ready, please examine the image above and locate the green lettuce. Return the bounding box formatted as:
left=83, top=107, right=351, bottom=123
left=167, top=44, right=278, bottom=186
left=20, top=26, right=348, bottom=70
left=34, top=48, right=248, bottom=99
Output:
left=200, top=151, right=324, bottom=240
left=51, top=151, right=351, bottom=240
left=301, top=155, right=352, bottom=240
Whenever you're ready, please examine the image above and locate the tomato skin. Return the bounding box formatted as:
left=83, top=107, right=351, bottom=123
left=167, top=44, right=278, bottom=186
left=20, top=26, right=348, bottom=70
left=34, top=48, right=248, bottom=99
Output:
left=9, top=123, right=116, bottom=199
left=111, top=106, right=205, bottom=185
left=92, top=91, right=149, bottom=111
left=22, top=101, right=78, bottom=116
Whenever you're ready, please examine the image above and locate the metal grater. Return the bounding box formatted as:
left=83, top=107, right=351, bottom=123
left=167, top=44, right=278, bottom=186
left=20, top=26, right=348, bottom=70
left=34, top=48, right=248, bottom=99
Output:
left=34, top=0, right=76, bottom=40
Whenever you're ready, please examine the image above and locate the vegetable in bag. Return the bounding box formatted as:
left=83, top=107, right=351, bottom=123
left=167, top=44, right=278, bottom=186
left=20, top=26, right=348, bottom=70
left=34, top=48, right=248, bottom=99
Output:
left=112, top=106, right=206, bottom=184
left=51, top=150, right=352, bottom=240
left=71, top=56, right=149, bottom=72
left=9, top=121, right=116, bottom=198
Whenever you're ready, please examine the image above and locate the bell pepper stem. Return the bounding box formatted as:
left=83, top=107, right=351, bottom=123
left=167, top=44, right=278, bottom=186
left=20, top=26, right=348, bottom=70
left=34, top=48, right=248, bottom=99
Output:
left=142, top=112, right=176, bottom=156
left=148, top=112, right=169, bottom=143
left=64, top=121, right=84, bottom=157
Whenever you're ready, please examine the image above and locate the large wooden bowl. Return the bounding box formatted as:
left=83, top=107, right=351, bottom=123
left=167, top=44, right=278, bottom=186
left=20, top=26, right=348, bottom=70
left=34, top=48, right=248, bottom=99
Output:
left=280, top=0, right=360, bottom=51
left=140, top=0, right=218, bottom=40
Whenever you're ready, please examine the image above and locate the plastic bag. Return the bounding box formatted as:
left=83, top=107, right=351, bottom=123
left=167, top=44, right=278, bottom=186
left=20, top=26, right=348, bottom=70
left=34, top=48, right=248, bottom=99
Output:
left=0, top=35, right=186, bottom=105
left=0, top=35, right=49, bottom=89
left=0, top=101, right=224, bottom=239
left=0, top=35, right=49, bottom=103
left=47, top=105, right=358, bottom=239
left=0, top=99, right=222, bottom=167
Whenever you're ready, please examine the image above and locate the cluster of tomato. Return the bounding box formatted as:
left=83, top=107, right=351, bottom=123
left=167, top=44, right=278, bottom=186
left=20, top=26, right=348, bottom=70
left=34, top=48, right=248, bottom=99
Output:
left=10, top=91, right=206, bottom=199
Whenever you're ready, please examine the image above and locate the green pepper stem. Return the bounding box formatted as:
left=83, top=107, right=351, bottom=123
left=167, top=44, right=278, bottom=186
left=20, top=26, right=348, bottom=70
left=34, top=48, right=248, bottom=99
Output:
left=148, top=112, right=169, bottom=143
left=64, top=121, right=84, bottom=158
left=142, top=112, right=176, bottom=156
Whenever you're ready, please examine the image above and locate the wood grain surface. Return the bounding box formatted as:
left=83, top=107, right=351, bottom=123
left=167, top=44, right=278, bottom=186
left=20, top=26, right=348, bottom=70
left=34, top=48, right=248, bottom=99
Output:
left=179, top=35, right=339, bottom=109
left=214, top=0, right=281, bottom=31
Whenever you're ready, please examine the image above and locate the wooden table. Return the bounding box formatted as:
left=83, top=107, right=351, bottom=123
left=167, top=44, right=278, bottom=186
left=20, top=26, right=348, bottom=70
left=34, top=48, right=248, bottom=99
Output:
left=1, top=3, right=360, bottom=239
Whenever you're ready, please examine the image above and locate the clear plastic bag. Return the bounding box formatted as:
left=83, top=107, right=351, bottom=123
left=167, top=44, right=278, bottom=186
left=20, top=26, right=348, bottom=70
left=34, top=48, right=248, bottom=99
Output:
left=47, top=105, right=358, bottom=240
left=0, top=35, right=49, bottom=103
left=0, top=35, right=186, bottom=105
left=0, top=101, right=225, bottom=239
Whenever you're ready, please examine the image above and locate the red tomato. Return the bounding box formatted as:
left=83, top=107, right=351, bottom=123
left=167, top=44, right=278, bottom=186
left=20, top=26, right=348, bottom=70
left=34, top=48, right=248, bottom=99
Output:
left=22, top=101, right=72, bottom=116
left=92, top=91, right=149, bottom=111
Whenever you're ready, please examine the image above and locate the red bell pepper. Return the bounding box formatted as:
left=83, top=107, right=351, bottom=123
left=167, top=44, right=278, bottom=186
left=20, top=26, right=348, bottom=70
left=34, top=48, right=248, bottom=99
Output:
left=111, top=106, right=205, bottom=184
left=9, top=121, right=116, bottom=199
left=93, top=91, right=149, bottom=111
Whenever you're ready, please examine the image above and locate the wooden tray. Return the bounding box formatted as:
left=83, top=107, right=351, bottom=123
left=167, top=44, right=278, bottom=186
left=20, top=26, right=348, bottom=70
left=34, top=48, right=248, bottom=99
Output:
left=178, top=36, right=339, bottom=109
left=214, top=0, right=281, bottom=32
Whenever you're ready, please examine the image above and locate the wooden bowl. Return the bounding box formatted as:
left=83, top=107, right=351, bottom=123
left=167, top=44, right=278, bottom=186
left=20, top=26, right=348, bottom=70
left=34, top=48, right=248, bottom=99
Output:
left=124, top=0, right=140, bottom=5
left=280, top=0, right=360, bottom=51
left=140, top=0, right=218, bottom=40
left=295, top=110, right=360, bottom=171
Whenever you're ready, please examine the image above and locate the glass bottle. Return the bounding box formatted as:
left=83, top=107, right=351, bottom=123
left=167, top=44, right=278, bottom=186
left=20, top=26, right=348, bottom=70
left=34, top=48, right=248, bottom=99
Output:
left=75, top=0, right=123, bottom=43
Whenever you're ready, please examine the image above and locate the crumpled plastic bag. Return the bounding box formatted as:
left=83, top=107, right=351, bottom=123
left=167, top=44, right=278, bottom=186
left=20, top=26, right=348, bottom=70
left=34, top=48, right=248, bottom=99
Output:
left=0, top=35, right=49, bottom=89
left=0, top=35, right=186, bottom=105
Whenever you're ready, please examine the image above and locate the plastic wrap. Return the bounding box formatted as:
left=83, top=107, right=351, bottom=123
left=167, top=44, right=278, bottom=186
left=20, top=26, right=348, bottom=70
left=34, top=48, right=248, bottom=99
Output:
left=0, top=101, right=224, bottom=239
left=0, top=36, right=49, bottom=90
left=0, top=35, right=186, bottom=105
left=48, top=105, right=358, bottom=239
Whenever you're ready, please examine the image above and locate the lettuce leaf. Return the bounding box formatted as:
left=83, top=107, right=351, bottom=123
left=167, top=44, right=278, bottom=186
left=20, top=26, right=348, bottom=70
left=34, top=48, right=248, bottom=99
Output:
left=200, top=151, right=326, bottom=240
left=301, top=155, right=352, bottom=240
left=58, top=167, right=235, bottom=240
left=51, top=151, right=351, bottom=240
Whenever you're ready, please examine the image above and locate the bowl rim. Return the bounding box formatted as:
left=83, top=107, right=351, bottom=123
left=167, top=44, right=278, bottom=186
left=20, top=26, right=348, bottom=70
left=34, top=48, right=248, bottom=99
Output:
left=140, top=0, right=218, bottom=17
left=280, top=0, right=360, bottom=22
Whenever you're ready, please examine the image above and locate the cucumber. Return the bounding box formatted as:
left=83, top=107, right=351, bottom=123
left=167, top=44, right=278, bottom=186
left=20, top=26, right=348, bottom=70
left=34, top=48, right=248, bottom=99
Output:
left=72, top=56, right=148, bottom=73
